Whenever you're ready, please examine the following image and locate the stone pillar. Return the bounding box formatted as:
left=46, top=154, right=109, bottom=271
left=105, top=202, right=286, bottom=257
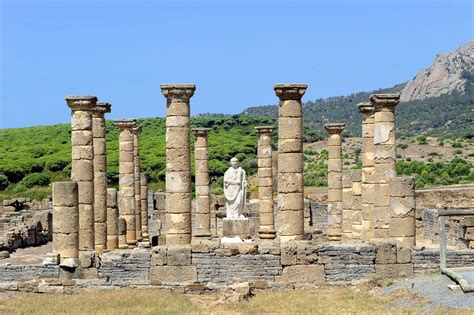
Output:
left=118, top=218, right=128, bottom=249
left=115, top=119, right=137, bottom=246
left=106, top=188, right=118, bottom=249
left=256, top=126, right=276, bottom=239
left=351, top=170, right=362, bottom=239
left=140, top=173, right=149, bottom=239
left=132, top=126, right=143, bottom=242
left=192, top=128, right=212, bottom=238
left=161, top=84, right=195, bottom=245
left=389, top=177, right=416, bottom=247
left=370, top=94, right=400, bottom=238
left=65, top=96, right=97, bottom=257
left=324, top=123, right=345, bottom=241
left=52, top=182, right=79, bottom=263
left=357, top=102, right=376, bottom=240
left=274, top=84, right=307, bottom=242
left=342, top=170, right=353, bottom=240
left=92, top=102, right=111, bottom=254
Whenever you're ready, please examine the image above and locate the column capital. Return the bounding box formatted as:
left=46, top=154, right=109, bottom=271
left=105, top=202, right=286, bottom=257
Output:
left=192, top=128, right=210, bottom=137
left=160, top=84, right=196, bottom=102
left=324, top=123, right=345, bottom=134
left=369, top=93, right=400, bottom=110
left=273, top=84, right=307, bottom=101
left=114, top=119, right=137, bottom=130
left=132, top=125, right=142, bottom=134
left=65, top=96, right=98, bottom=110
left=93, top=102, right=111, bottom=116
left=255, top=126, right=274, bottom=135
left=357, top=102, right=375, bottom=114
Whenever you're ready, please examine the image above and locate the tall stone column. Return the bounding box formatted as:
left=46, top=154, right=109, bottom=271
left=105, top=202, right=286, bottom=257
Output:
left=115, top=119, right=137, bottom=246
left=357, top=102, right=376, bottom=240
left=256, top=126, right=276, bottom=239
left=140, top=173, right=149, bottom=240
left=342, top=170, right=353, bottom=240
left=65, top=96, right=97, bottom=257
left=52, top=181, right=79, bottom=264
left=370, top=94, right=400, bottom=238
left=106, top=188, right=118, bottom=249
left=192, top=128, right=212, bottom=238
left=274, top=84, right=307, bottom=242
left=351, top=170, right=362, bottom=239
left=92, top=102, right=111, bottom=254
left=324, top=123, right=345, bottom=241
left=389, top=177, right=416, bottom=247
left=132, top=126, right=143, bottom=242
left=161, top=84, right=195, bottom=245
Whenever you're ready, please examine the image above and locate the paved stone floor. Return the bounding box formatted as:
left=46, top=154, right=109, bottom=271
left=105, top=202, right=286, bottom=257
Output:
left=1, top=243, right=51, bottom=265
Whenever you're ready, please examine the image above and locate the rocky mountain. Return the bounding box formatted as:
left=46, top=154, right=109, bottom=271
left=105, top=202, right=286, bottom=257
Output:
left=400, top=40, right=473, bottom=102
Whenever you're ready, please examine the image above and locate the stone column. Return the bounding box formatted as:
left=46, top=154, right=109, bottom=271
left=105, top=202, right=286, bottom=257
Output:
left=357, top=102, right=376, bottom=240
left=115, top=119, right=137, bottom=246
left=274, top=84, right=307, bottom=241
left=132, top=126, right=143, bottom=242
left=52, top=182, right=79, bottom=264
left=351, top=170, right=362, bottom=239
left=140, top=173, right=149, bottom=240
left=256, top=126, right=276, bottom=239
left=161, top=84, right=195, bottom=245
left=65, top=96, right=97, bottom=257
left=92, top=102, right=111, bottom=254
left=389, top=177, right=416, bottom=247
left=192, top=128, right=212, bottom=238
left=106, top=188, right=118, bottom=249
left=342, top=170, right=353, bottom=240
left=370, top=94, right=400, bottom=238
left=324, top=123, right=345, bottom=241
left=118, top=218, right=128, bottom=249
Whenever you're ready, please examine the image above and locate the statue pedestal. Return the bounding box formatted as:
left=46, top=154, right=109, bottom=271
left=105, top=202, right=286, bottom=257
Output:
left=223, top=218, right=250, bottom=239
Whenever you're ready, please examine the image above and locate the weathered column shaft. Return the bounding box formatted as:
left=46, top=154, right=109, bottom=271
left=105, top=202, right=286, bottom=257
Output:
left=351, top=170, right=362, bottom=239
left=140, top=173, right=149, bottom=239
left=118, top=218, right=128, bottom=249
left=106, top=188, right=118, bottom=249
left=115, top=119, right=137, bottom=246
left=358, top=102, right=376, bottom=240
left=371, top=94, right=400, bottom=238
left=325, top=123, right=346, bottom=241
left=256, top=126, right=276, bottom=239
left=274, top=84, right=307, bottom=242
left=342, top=170, right=353, bottom=240
left=66, top=96, right=97, bottom=256
left=193, top=128, right=211, bottom=237
left=132, top=126, right=143, bottom=242
left=92, top=102, right=111, bottom=253
left=161, top=84, right=195, bottom=245
left=389, top=177, right=416, bottom=247
left=52, top=182, right=79, bottom=263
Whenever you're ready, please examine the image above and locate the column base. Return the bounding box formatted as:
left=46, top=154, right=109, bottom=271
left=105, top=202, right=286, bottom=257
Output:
left=258, top=228, right=276, bottom=239
left=278, top=235, right=303, bottom=242
left=194, top=231, right=212, bottom=238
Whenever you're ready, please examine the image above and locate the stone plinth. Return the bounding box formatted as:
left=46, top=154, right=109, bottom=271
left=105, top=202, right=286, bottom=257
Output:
left=357, top=102, right=375, bottom=240
left=65, top=95, right=97, bottom=257
left=92, top=102, right=111, bottom=254
left=115, top=119, right=138, bottom=247
left=389, top=176, right=416, bottom=247
left=192, top=128, right=211, bottom=238
left=132, top=126, right=143, bottom=242
left=222, top=218, right=250, bottom=239
left=161, top=84, right=195, bottom=245
left=256, top=126, right=276, bottom=239
left=370, top=94, right=400, bottom=239
left=106, top=188, right=118, bottom=249
left=140, top=173, right=149, bottom=239
left=274, top=84, right=307, bottom=242
left=324, top=123, right=345, bottom=241
left=52, top=182, right=79, bottom=263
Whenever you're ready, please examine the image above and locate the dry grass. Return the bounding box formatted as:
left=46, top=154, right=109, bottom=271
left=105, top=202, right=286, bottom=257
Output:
left=0, top=287, right=470, bottom=315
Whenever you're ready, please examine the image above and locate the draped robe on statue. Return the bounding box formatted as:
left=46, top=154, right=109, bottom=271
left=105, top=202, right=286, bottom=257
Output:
left=223, top=166, right=247, bottom=218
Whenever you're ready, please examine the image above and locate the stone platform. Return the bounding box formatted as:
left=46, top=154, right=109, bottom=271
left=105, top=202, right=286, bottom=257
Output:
left=222, top=218, right=250, bottom=239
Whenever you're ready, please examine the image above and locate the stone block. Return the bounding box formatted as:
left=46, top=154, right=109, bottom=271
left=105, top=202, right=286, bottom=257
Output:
left=390, top=197, right=415, bottom=218
left=389, top=177, right=415, bottom=197
left=278, top=138, right=302, bottom=153
left=397, top=246, right=412, bottom=264
left=278, top=153, right=303, bottom=173
left=375, top=263, right=413, bottom=279
left=389, top=217, right=415, bottom=237
left=150, top=265, right=197, bottom=284
left=53, top=182, right=78, bottom=207
left=276, top=265, right=325, bottom=284
left=167, top=245, right=192, bottom=266
left=278, top=117, right=302, bottom=139
left=374, top=240, right=397, bottom=264
left=223, top=218, right=250, bottom=238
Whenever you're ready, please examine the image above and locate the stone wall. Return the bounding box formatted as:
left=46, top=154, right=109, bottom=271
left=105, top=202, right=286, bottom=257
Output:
left=412, top=249, right=474, bottom=273
left=0, top=265, right=59, bottom=282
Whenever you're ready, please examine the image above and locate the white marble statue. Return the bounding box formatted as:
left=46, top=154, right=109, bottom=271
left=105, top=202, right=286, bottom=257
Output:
left=223, top=157, right=247, bottom=218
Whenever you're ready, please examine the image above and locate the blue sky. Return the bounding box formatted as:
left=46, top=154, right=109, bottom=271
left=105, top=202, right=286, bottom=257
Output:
left=0, top=0, right=472, bottom=128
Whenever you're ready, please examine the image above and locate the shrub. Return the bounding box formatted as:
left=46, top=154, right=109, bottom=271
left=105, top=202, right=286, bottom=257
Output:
left=397, top=144, right=409, bottom=150
left=452, top=142, right=463, bottom=148
left=20, top=173, right=50, bottom=188
left=0, top=174, right=9, bottom=190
